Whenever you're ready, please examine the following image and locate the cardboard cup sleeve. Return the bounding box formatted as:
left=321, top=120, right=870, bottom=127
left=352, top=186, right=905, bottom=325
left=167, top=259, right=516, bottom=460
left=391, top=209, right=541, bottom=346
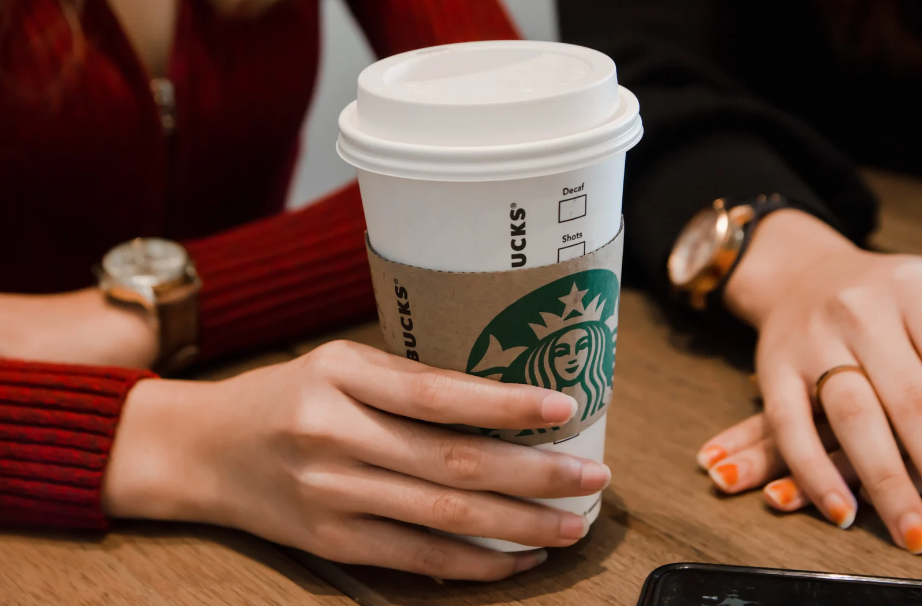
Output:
left=366, top=217, right=624, bottom=446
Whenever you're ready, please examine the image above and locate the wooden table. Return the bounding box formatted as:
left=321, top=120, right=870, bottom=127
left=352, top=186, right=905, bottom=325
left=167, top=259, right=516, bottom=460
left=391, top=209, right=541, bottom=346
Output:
left=2, top=170, right=921, bottom=605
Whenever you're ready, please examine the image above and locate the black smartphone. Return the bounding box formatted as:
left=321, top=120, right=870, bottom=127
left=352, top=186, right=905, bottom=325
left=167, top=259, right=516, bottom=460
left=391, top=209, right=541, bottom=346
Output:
left=637, top=563, right=922, bottom=605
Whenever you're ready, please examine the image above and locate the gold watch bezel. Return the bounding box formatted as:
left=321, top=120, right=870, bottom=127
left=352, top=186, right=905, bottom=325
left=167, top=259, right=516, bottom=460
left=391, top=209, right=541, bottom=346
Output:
left=668, top=198, right=755, bottom=310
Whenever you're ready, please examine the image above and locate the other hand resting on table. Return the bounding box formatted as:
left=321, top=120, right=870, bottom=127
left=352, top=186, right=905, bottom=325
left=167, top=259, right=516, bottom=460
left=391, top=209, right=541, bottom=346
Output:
left=696, top=209, right=922, bottom=554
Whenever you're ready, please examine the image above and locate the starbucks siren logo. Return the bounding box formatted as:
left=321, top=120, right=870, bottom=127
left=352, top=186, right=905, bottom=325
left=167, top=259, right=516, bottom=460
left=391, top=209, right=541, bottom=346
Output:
left=466, top=269, right=619, bottom=442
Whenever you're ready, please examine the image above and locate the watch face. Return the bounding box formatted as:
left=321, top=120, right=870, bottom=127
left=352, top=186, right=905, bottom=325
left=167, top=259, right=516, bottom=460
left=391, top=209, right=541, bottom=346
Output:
left=668, top=210, right=724, bottom=287
left=102, top=238, right=188, bottom=289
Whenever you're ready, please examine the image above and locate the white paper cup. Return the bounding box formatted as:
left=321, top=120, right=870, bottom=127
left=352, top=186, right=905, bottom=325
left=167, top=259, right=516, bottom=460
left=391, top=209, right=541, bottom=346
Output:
left=337, top=40, right=642, bottom=551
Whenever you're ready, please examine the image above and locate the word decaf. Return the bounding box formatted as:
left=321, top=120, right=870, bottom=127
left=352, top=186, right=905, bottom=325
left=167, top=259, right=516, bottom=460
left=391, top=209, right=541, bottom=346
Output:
left=510, top=207, right=526, bottom=268
left=563, top=183, right=585, bottom=195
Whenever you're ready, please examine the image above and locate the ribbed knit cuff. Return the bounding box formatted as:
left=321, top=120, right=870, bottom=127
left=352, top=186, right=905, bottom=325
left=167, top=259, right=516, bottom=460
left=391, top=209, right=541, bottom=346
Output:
left=0, top=360, right=157, bottom=530
left=185, top=181, right=377, bottom=361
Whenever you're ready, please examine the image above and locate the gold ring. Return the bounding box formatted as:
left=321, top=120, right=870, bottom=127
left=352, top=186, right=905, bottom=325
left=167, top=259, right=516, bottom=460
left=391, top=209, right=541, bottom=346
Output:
left=816, top=365, right=868, bottom=407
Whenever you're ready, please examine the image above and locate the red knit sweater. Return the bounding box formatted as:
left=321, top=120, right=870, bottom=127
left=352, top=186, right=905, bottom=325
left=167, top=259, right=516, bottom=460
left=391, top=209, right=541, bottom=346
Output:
left=0, top=0, right=518, bottom=529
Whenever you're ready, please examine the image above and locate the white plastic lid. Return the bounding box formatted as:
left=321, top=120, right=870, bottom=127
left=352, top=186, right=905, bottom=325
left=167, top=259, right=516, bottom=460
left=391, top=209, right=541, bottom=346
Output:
left=337, top=40, right=642, bottom=182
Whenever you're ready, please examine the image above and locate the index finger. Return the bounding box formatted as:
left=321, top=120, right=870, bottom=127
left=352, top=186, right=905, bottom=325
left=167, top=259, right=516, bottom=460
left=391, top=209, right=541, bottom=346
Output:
left=310, top=341, right=579, bottom=429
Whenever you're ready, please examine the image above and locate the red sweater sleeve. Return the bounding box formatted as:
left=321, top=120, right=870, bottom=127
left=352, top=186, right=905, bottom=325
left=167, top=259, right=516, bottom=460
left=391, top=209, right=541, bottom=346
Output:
left=0, top=360, right=156, bottom=529
left=184, top=181, right=376, bottom=361
left=0, top=0, right=521, bottom=532
left=345, top=0, right=521, bottom=57
left=185, top=0, right=520, bottom=361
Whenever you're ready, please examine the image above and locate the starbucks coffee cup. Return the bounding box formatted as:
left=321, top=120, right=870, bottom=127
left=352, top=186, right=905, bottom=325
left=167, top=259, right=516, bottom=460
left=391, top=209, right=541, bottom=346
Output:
left=337, top=40, right=642, bottom=551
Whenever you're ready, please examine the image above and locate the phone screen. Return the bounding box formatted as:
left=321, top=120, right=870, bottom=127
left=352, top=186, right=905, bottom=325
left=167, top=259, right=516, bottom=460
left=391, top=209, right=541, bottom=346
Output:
left=645, top=567, right=922, bottom=605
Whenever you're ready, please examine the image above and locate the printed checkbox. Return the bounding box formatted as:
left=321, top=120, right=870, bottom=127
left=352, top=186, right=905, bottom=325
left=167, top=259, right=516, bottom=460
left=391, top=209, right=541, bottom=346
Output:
left=559, top=195, right=587, bottom=223
left=558, top=241, right=586, bottom=262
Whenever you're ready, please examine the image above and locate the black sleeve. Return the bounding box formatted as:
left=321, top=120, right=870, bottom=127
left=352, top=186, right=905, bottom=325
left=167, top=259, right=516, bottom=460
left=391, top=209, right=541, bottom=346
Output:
left=558, top=0, right=879, bottom=295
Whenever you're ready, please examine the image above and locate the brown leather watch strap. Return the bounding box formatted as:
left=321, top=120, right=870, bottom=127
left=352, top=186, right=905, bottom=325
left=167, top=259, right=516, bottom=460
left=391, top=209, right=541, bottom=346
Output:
left=153, top=284, right=200, bottom=375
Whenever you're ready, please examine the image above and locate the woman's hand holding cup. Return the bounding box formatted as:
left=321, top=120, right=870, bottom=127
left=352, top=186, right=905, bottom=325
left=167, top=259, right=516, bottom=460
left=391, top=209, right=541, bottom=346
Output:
left=101, top=340, right=611, bottom=581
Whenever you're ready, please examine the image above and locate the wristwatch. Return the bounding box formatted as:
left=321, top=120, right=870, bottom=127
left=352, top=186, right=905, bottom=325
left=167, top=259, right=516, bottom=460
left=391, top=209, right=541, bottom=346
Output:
left=667, top=193, right=791, bottom=310
left=97, top=238, right=202, bottom=374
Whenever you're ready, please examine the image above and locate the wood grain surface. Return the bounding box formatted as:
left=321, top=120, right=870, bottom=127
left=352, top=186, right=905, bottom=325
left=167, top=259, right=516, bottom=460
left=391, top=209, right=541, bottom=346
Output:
left=2, top=169, right=919, bottom=605
left=0, top=524, right=353, bottom=606
left=865, top=169, right=922, bottom=256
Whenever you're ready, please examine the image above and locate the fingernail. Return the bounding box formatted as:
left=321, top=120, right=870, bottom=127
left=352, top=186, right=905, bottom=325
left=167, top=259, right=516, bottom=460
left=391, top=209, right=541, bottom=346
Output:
left=559, top=514, right=590, bottom=540
left=696, top=445, right=728, bottom=470
left=764, top=478, right=800, bottom=508
left=899, top=512, right=922, bottom=554
left=513, top=549, right=548, bottom=573
left=541, top=393, right=578, bottom=423
left=709, top=462, right=741, bottom=491
left=580, top=462, right=612, bottom=492
left=822, top=492, right=855, bottom=529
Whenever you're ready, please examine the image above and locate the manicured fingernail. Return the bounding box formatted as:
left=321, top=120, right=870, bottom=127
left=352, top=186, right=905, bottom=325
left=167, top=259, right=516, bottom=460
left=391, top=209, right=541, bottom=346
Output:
left=541, top=393, right=578, bottom=423
left=696, top=445, right=728, bottom=470
left=709, top=462, right=741, bottom=491
left=559, top=514, right=590, bottom=540
left=899, top=512, right=922, bottom=554
left=764, top=478, right=801, bottom=508
left=513, top=549, right=548, bottom=573
left=822, top=492, right=855, bottom=529
left=581, top=462, right=612, bottom=491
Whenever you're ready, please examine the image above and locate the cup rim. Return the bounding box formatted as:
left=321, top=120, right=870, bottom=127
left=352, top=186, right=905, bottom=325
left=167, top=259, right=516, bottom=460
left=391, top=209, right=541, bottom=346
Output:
left=337, top=86, right=643, bottom=182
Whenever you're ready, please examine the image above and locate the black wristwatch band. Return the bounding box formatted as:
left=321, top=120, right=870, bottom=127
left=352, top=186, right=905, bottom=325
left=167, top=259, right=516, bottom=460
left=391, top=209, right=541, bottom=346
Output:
left=705, top=193, right=797, bottom=309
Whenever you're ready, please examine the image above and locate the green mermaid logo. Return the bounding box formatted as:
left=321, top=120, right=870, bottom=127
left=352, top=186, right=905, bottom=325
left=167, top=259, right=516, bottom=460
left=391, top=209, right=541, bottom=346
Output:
left=466, top=269, right=619, bottom=443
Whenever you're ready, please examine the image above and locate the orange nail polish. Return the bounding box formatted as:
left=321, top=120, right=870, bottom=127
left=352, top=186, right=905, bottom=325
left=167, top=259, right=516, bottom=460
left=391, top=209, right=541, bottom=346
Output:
left=697, top=445, right=728, bottom=470
left=900, top=512, right=922, bottom=554
left=822, top=492, right=855, bottom=530
left=711, top=463, right=738, bottom=489
left=829, top=505, right=850, bottom=528
left=765, top=479, right=799, bottom=507
left=906, top=527, right=922, bottom=554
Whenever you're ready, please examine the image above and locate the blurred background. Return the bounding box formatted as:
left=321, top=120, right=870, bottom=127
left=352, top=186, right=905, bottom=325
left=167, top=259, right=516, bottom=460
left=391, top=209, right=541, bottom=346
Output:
left=286, top=0, right=557, bottom=209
